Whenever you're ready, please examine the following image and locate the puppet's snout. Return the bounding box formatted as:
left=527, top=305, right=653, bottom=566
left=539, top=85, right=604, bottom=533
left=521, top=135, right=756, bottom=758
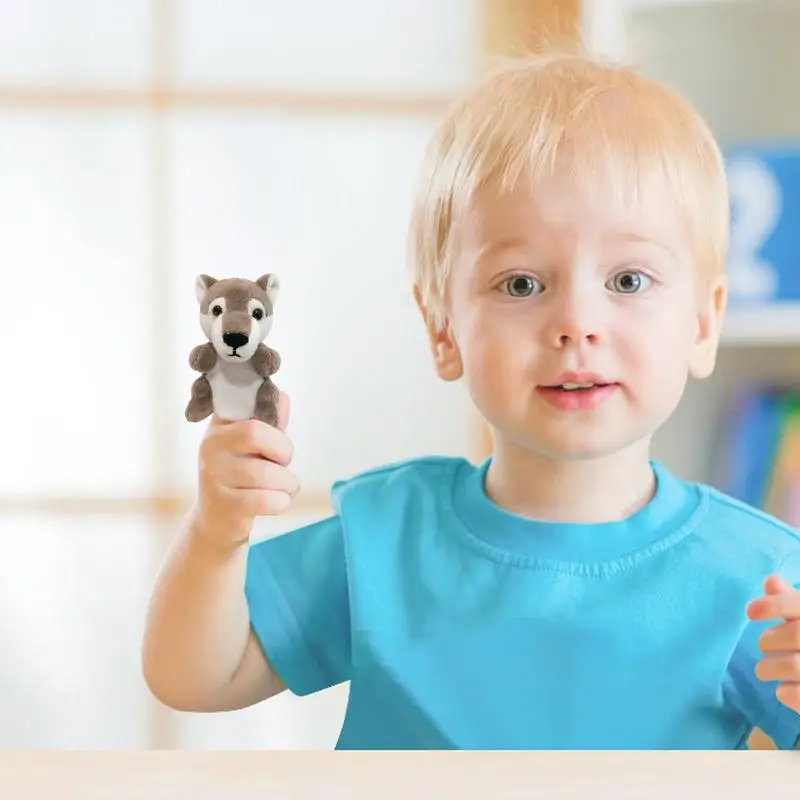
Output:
left=222, top=331, right=248, bottom=349
left=215, top=310, right=258, bottom=361
left=220, top=311, right=251, bottom=342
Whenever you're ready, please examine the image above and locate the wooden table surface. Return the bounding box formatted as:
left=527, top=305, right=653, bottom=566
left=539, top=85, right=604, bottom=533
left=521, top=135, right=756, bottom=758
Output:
left=0, top=751, right=797, bottom=799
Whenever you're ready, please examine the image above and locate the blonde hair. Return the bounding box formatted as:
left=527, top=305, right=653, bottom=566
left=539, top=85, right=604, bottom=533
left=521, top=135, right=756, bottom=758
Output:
left=409, top=50, right=730, bottom=331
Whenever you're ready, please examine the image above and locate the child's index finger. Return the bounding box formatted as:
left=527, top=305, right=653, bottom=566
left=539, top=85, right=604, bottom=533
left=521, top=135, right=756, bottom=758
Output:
left=746, top=581, right=800, bottom=621
left=763, top=573, right=793, bottom=596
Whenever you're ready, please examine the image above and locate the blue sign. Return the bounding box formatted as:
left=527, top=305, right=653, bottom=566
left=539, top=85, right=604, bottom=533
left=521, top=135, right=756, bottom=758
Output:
left=724, top=145, right=800, bottom=307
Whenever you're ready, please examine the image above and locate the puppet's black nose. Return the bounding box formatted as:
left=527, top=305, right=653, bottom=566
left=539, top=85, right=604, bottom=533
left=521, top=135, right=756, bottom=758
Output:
left=223, top=332, right=249, bottom=349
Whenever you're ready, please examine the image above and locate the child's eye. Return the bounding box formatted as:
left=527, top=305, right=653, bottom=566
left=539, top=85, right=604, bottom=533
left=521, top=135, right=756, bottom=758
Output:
left=607, top=270, right=652, bottom=294
left=501, top=275, right=542, bottom=297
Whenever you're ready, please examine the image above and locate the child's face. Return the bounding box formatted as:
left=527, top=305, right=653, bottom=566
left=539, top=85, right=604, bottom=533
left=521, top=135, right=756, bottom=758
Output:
left=426, top=176, right=726, bottom=461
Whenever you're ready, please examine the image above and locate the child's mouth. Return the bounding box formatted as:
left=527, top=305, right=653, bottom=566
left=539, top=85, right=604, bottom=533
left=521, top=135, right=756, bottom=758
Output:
left=536, top=382, right=618, bottom=410
left=555, top=382, right=603, bottom=391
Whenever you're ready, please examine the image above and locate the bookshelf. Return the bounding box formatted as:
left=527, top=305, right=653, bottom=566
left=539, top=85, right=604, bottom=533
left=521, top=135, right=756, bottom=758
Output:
left=723, top=306, right=800, bottom=347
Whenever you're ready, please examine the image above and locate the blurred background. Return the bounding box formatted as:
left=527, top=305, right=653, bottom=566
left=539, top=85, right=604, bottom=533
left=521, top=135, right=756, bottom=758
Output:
left=0, top=0, right=799, bottom=750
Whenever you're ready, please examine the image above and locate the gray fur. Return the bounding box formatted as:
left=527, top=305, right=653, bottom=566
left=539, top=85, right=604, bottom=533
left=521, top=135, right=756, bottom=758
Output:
left=186, top=274, right=282, bottom=425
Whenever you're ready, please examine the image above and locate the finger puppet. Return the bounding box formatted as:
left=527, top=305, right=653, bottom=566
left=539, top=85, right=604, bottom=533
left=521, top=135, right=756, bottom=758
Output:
left=186, top=273, right=281, bottom=426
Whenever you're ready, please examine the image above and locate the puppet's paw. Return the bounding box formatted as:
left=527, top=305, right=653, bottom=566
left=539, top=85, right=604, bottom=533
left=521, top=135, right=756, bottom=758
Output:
left=189, top=344, right=217, bottom=373
left=254, top=408, right=279, bottom=427
left=185, top=398, right=212, bottom=422
left=252, top=346, right=280, bottom=377
left=254, top=380, right=280, bottom=427
left=186, top=377, right=214, bottom=422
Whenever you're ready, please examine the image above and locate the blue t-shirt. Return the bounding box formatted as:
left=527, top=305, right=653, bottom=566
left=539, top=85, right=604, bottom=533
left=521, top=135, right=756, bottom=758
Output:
left=244, top=456, right=800, bottom=749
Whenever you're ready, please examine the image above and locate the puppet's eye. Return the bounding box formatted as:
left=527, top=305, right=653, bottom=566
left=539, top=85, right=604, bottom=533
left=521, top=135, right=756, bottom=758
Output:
left=211, top=305, right=223, bottom=317
left=252, top=308, right=264, bottom=320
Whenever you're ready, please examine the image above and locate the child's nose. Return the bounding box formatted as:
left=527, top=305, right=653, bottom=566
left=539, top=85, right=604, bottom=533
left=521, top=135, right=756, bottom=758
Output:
left=554, top=329, right=599, bottom=348
left=544, top=294, right=601, bottom=349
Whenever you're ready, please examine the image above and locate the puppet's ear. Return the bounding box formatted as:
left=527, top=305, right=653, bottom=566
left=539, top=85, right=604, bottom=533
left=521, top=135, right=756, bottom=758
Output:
left=195, top=274, right=217, bottom=304
left=257, top=273, right=280, bottom=307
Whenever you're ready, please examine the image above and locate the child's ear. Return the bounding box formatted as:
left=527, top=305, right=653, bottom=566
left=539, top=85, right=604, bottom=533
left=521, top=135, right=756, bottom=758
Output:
left=689, top=275, right=727, bottom=380
left=413, top=286, right=463, bottom=381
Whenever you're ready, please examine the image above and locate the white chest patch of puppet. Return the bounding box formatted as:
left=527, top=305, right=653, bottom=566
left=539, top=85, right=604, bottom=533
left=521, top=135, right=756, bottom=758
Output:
left=207, top=359, right=262, bottom=421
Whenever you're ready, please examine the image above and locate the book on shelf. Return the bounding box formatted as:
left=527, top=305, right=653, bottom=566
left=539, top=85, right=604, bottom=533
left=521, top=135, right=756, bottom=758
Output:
left=712, top=383, right=800, bottom=528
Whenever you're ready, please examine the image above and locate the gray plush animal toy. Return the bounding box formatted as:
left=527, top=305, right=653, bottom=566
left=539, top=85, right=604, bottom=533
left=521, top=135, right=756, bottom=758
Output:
left=185, top=273, right=281, bottom=426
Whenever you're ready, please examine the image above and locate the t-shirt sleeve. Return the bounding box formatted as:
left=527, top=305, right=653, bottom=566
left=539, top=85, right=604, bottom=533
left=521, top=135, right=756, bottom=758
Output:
left=244, top=514, right=351, bottom=697
left=724, top=546, right=800, bottom=750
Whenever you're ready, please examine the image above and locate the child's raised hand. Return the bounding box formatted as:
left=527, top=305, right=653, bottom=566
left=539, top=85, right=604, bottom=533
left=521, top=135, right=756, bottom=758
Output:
left=195, top=391, right=300, bottom=547
left=747, top=574, right=800, bottom=713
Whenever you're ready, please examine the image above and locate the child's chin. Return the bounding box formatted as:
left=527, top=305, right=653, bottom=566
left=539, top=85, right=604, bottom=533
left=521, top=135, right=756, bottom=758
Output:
left=530, top=434, right=638, bottom=462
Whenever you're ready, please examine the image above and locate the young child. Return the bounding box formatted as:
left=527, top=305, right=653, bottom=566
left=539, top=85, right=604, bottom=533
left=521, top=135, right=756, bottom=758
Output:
left=142, top=49, right=800, bottom=750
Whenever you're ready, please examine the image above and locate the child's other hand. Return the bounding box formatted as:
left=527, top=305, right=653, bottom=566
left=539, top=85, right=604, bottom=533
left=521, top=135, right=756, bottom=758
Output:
left=195, top=392, right=300, bottom=546
left=747, top=574, right=800, bottom=714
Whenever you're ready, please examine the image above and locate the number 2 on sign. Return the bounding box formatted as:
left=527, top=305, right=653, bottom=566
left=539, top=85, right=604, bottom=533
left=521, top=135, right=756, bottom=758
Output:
left=726, top=157, right=782, bottom=301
